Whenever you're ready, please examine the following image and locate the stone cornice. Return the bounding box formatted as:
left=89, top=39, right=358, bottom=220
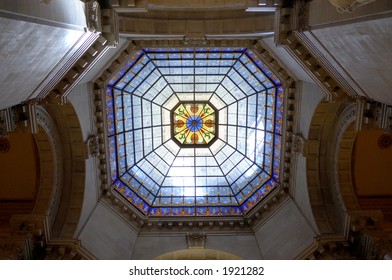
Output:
left=274, top=3, right=360, bottom=103
left=118, top=15, right=275, bottom=39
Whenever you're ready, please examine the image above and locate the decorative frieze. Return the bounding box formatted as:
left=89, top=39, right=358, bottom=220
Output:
left=183, top=36, right=207, bottom=47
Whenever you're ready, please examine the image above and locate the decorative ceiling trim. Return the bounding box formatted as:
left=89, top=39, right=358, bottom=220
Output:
left=118, top=15, right=275, bottom=40
left=34, top=106, right=63, bottom=227
left=305, top=101, right=360, bottom=239
left=274, top=2, right=360, bottom=102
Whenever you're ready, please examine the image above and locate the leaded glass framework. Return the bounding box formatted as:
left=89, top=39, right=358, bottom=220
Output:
left=172, top=102, right=217, bottom=146
left=105, top=47, right=284, bottom=217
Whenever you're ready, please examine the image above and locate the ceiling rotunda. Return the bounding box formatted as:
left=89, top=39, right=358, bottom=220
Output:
left=105, top=47, right=284, bottom=217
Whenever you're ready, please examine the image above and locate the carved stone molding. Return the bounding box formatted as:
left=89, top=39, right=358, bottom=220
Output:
left=328, top=0, right=376, bottom=13
left=147, top=0, right=247, bottom=10
left=274, top=4, right=361, bottom=102
left=354, top=230, right=392, bottom=259
left=307, top=239, right=355, bottom=260
left=356, top=101, right=392, bottom=133
left=0, top=107, right=17, bottom=137
left=35, top=106, right=63, bottom=224
left=292, top=133, right=306, bottom=156
left=0, top=235, right=33, bottom=260
left=118, top=15, right=274, bottom=40
left=331, top=103, right=357, bottom=231
left=135, top=39, right=256, bottom=49
left=85, top=134, right=100, bottom=158
left=183, top=36, right=207, bottom=47
left=44, top=239, right=96, bottom=260
left=186, top=232, right=206, bottom=249
left=370, top=239, right=392, bottom=260
left=85, top=1, right=102, bottom=33
left=375, top=103, right=392, bottom=133
left=293, top=0, right=311, bottom=32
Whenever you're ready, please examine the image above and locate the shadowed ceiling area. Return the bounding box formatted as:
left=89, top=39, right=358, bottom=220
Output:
left=352, top=129, right=392, bottom=222
left=0, top=133, right=39, bottom=232
left=353, top=129, right=392, bottom=196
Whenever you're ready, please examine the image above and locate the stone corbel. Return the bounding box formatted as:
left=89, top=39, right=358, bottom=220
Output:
left=274, top=0, right=310, bottom=45
left=85, top=0, right=102, bottom=33
left=292, top=133, right=307, bottom=156
left=292, top=0, right=311, bottom=32
left=186, top=232, right=206, bottom=249
left=85, top=134, right=100, bottom=158
left=101, top=8, right=119, bottom=47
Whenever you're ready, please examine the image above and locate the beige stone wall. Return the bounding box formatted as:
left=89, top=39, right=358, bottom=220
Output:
left=254, top=199, right=316, bottom=259
left=78, top=201, right=139, bottom=259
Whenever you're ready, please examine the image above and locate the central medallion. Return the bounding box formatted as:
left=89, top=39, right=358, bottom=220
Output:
left=172, top=102, right=217, bottom=146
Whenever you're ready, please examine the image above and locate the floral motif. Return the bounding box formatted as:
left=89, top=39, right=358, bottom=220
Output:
left=172, top=103, right=216, bottom=145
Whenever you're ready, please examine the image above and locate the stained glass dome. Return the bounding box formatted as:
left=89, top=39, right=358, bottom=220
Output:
left=172, top=102, right=217, bottom=146
left=105, top=47, right=284, bottom=217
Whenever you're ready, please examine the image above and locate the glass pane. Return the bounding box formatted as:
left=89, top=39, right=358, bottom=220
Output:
left=106, top=47, right=282, bottom=215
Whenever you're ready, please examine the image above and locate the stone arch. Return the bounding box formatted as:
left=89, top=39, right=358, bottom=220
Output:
left=154, top=248, right=242, bottom=260
left=33, top=106, right=63, bottom=225
left=41, top=102, right=86, bottom=238
left=306, top=100, right=359, bottom=237
left=0, top=102, right=87, bottom=258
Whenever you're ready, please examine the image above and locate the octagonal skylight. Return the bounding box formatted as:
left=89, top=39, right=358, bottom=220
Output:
left=105, top=47, right=284, bottom=217
left=172, top=102, right=217, bottom=146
